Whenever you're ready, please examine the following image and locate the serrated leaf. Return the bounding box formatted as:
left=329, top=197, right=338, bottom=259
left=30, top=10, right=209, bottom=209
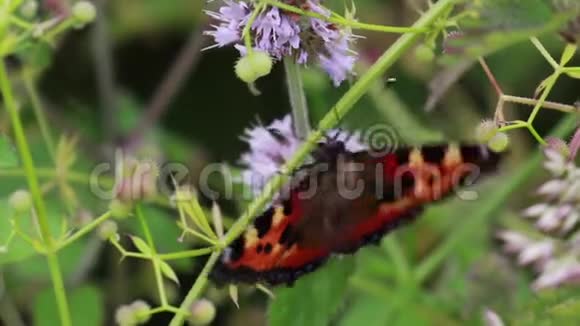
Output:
left=268, top=257, right=355, bottom=326
left=159, top=259, right=179, bottom=284
left=34, top=285, right=104, bottom=326
left=0, top=135, right=18, bottom=168
left=130, top=236, right=152, bottom=256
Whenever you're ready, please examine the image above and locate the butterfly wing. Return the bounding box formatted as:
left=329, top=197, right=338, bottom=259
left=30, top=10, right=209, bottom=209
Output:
left=211, top=144, right=501, bottom=286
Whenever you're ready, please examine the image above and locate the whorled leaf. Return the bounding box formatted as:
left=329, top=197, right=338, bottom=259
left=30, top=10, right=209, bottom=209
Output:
left=130, top=236, right=152, bottom=256
left=159, top=259, right=180, bottom=285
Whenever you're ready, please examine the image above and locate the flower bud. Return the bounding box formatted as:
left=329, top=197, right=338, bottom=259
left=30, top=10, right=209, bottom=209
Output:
left=20, top=1, right=38, bottom=19
left=188, top=299, right=216, bottom=326
left=109, top=199, right=132, bottom=219
left=9, top=190, right=32, bottom=214
left=414, top=44, right=435, bottom=62
left=235, top=51, right=273, bottom=83
left=546, top=137, right=571, bottom=158
left=475, top=120, right=498, bottom=143
left=488, top=132, right=509, bottom=153
left=115, top=305, right=136, bottom=326
left=97, top=220, right=118, bottom=240
left=130, top=300, right=151, bottom=324
left=116, top=161, right=158, bottom=202
left=72, top=1, right=96, bottom=25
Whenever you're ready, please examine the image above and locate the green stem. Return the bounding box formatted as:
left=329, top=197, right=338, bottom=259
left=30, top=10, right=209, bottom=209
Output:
left=44, top=18, right=76, bottom=41
left=530, top=37, right=558, bottom=69
left=135, top=204, right=168, bottom=306
left=261, top=0, right=428, bottom=34
left=22, top=70, right=56, bottom=162
left=169, top=251, right=220, bottom=326
left=413, top=114, right=579, bottom=283
left=242, top=3, right=266, bottom=53
left=0, top=58, right=72, bottom=326
left=158, top=248, right=214, bottom=261
left=502, top=95, right=578, bottom=114
left=57, top=211, right=112, bottom=250
left=498, top=120, right=528, bottom=133
left=169, top=1, right=456, bottom=324
left=527, top=74, right=560, bottom=128
left=284, top=57, right=311, bottom=138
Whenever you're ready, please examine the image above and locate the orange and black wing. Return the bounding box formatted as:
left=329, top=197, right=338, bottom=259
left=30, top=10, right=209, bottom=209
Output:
left=210, top=144, right=502, bottom=286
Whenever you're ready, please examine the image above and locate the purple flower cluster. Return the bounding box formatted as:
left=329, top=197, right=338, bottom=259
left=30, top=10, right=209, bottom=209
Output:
left=498, top=147, right=580, bottom=290
left=205, top=0, right=358, bottom=86
left=238, top=114, right=365, bottom=195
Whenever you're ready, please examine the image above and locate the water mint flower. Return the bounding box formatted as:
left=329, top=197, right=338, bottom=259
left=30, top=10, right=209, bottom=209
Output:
left=205, top=0, right=358, bottom=86
left=238, top=114, right=365, bottom=195
left=499, top=148, right=580, bottom=290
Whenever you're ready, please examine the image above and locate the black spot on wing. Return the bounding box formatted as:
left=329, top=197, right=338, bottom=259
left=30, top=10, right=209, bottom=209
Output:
left=264, top=243, right=273, bottom=254
left=228, top=236, right=245, bottom=262
left=421, top=145, right=446, bottom=164
left=283, top=199, right=293, bottom=215
left=254, top=208, right=274, bottom=238
left=279, top=225, right=294, bottom=245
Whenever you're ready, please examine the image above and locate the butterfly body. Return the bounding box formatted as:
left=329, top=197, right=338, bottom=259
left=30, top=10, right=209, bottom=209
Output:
left=211, top=142, right=501, bottom=286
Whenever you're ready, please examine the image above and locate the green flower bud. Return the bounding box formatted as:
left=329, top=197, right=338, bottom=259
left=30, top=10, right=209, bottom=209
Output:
left=488, top=132, right=509, bottom=153
left=109, top=199, right=132, bottom=219
left=97, top=220, right=118, bottom=240
left=188, top=299, right=216, bottom=326
left=20, top=1, right=38, bottom=19
left=130, top=300, right=151, bottom=324
left=414, top=44, right=436, bottom=62
left=9, top=190, right=32, bottom=214
left=115, top=305, right=136, bottom=326
left=475, top=120, right=499, bottom=143
left=72, top=1, right=96, bottom=25
left=235, top=51, right=273, bottom=83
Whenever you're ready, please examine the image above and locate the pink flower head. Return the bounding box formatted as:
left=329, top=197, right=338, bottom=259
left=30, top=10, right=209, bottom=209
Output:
left=205, top=0, right=358, bottom=86
left=238, top=114, right=365, bottom=195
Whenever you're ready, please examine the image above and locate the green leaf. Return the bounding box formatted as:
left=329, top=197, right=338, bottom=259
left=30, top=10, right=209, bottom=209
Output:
left=130, top=236, right=152, bottom=256
left=445, top=0, right=571, bottom=59
left=268, top=257, right=355, bottom=326
left=0, top=199, right=69, bottom=265
left=339, top=296, right=391, bottom=326
left=159, top=259, right=180, bottom=284
left=565, top=67, right=580, bottom=79
left=127, top=206, right=192, bottom=270
left=560, top=44, right=577, bottom=65
left=0, top=134, right=18, bottom=168
left=34, top=285, right=104, bottom=326
left=16, top=42, right=54, bottom=69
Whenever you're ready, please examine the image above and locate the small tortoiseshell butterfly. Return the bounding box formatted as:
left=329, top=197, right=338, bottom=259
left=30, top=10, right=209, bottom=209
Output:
left=211, top=140, right=502, bottom=286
